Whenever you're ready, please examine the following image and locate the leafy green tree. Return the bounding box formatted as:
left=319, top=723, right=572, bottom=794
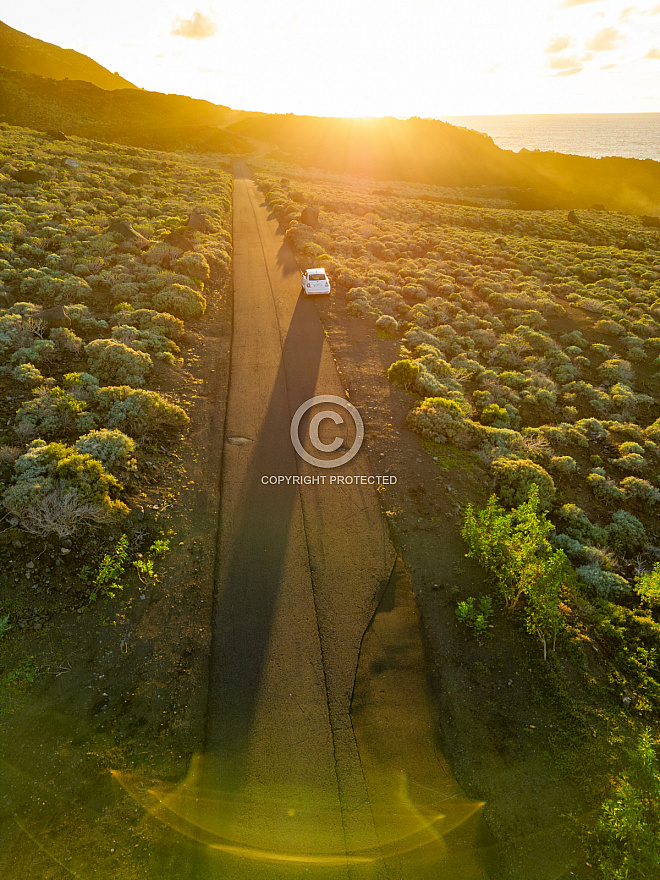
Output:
left=462, top=484, right=569, bottom=658
left=593, top=730, right=660, bottom=880
left=637, top=563, right=660, bottom=607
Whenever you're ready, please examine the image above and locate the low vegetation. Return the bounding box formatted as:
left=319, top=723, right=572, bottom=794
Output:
left=0, top=123, right=231, bottom=541
left=256, top=159, right=660, bottom=874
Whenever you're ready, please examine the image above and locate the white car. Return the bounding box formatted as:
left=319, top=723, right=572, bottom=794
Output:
left=301, top=268, right=331, bottom=297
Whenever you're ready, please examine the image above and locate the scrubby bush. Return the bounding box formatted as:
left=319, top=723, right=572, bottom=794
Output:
left=111, top=325, right=180, bottom=362
left=491, top=458, right=556, bottom=509
left=111, top=308, right=184, bottom=339
left=11, top=340, right=55, bottom=365
left=576, top=564, right=631, bottom=598
left=557, top=503, right=603, bottom=544
left=607, top=510, right=647, bottom=556
left=407, top=396, right=477, bottom=446
left=481, top=403, right=510, bottom=428
left=67, top=304, right=109, bottom=336
left=387, top=359, right=420, bottom=389
left=615, top=453, right=646, bottom=472
left=85, top=339, right=152, bottom=386
left=62, top=372, right=100, bottom=400
left=171, top=252, right=210, bottom=283
left=2, top=440, right=127, bottom=537
left=15, top=386, right=96, bottom=438
left=587, top=472, right=626, bottom=503
left=152, top=283, right=206, bottom=320
left=549, top=455, right=577, bottom=475
left=95, top=386, right=189, bottom=437
left=74, top=429, right=136, bottom=473
left=376, top=314, right=398, bottom=333
left=621, top=476, right=660, bottom=508
left=50, top=326, right=83, bottom=352
left=12, top=362, right=43, bottom=386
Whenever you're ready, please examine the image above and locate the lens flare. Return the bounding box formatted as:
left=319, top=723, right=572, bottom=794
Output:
left=111, top=754, right=484, bottom=868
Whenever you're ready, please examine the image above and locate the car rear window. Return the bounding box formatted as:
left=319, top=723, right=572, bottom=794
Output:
left=309, top=273, right=326, bottom=281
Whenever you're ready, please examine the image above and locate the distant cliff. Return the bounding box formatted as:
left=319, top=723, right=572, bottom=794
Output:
left=0, top=19, right=136, bottom=91
left=0, top=67, right=248, bottom=154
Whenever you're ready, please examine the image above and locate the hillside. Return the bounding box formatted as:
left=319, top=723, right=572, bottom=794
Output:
left=228, top=113, right=660, bottom=217
left=0, top=67, right=249, bottom=154
left=0, top=19, right=136, bottom=91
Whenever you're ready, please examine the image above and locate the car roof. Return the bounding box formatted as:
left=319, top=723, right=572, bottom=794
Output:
left=309, top=267, right=326, bottom=273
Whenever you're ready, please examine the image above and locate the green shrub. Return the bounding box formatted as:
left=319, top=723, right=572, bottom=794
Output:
left=50, top=326, right=83, bottom=352
left=95, top=386, right=189, bottom=437
left=636, top=563, right=660, bottom=606
left=588, top=472, right=626, bottom=503
left=61, top=372, right=100, bottom=399
left=387, top=359, right=421, bottom=389
left=481, top=403, right=509, bottom=428
left=73, top=429, right=136, bottom=473
left=171, top=252, right=210, bottom=283
left=619, top=441, right=645, bottom=456
left=85, top=339, right=152, bottom=386
left=3, top=440, right=127, bottom=537
left=152, top=283, right=206, bottom=320
left=15, top=387, right=96, bottom=438
left=621, top=477, right=660, bottom=508
left=12, top=362, right=43, bottom=386
left=576, top=564, right=631, bottom=598
left=111, top=325, right=180, bottom=361
left=616, top=453, right=646, bottom=473
left=10, top=340, right=55, bottom=365
left=455, top=595, right=494, bottom=639
left=607, top=510, right=647, bottom=556
left=491, top=457, right=556, bottom=509
left=111, top=308, right=184, bottom=339
left=376, top=314, right=398, bottom=333
left=67, top=304, right=109, bottom=336
left=552, top=534, right=612, bottom=569
left=557, top=503, right=603, bottom=544
left=550, top=455, right=577, bottom=475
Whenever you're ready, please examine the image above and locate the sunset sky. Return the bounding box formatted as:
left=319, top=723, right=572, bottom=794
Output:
left=2, top=0, right=660, bottom=117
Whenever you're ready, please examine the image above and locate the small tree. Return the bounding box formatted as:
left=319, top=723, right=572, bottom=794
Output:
left=593, top=730, right=660, bottom=880
left=462, top=484, right=569, bottom=659
left=637, top=563, right=660, bottom=606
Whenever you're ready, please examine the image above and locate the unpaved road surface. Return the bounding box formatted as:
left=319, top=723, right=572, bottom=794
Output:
left=154, top=165, right=487, bottom=879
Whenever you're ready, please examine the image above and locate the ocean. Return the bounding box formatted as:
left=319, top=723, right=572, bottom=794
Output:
left=440, top=113, right=660, bottom=163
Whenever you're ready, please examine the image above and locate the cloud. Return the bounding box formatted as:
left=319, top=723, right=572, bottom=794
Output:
left=645, top=46, right=660, bottom=57
left=547, top=55, right=584, bottom=75
left=545, top=35, right=572, bottom=53
left=561, top=0, right=603, bottom=7
left=586, top=27, right=622, bottom=51
left=619, top=6, right=636, bottom=22
left=171, top=11, right=218, bottom=40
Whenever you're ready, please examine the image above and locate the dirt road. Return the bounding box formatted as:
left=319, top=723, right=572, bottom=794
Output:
left=167, top=164, right=487, bottom=879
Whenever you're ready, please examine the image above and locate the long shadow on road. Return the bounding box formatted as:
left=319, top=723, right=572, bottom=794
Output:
left=204, top=293, right=325, bottom=791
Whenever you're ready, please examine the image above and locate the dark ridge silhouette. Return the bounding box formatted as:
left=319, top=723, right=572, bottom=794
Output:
left=0, top=67, right=248, bottom=154
left=0, top=19, right=137, bottom=91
